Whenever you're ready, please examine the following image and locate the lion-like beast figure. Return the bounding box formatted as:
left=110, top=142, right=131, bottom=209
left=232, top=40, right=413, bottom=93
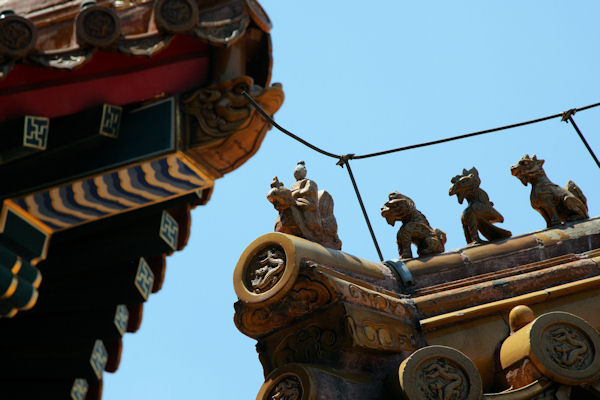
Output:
left=267, top=168, right=342, bottom=251
left=381, top=192, right=446, bottom=259
left=449, top=167, right=512, bottom=244
left=511, top=155, right=588, bottom=227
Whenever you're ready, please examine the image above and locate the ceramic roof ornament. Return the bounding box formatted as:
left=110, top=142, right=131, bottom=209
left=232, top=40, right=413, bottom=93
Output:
left=267, top=161, right=342, bottom=250
left=511, top=155, right=588, bottom=227
left=381, top=191, right=446, bottom=259
left=449, top=166, right=512, bottom=245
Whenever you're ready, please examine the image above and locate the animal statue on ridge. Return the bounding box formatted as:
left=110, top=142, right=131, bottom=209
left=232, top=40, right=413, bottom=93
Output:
left=510, top=154, right=588, bottom=227
left=381, top=192, right=446, bottom=259
left=267, top=161, right=342, bottom=250
left=449, top=167, right=512, bottom=245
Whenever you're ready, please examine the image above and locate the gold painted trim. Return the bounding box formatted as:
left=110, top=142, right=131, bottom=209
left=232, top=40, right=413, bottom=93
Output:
left=11, top=258, right=22, bottom=274
left=21, top=289, right=39, bottom=310
left=175, top=151, right=216, bottom=184
left=49, top=188, right=96, bottom=221
left=420, top=275, right=600, bottom=331
left=73, top=181, right=121, bottom=213
left=0, top=277, right=18, bottom=300
left=117, top=169, right=163, bottom=201
left=1, top=200, right=53, bottom=235
left=93, top=176, right=141, bottom=208
left=32, top=269, right=42, bottom=289
left=140, top=162, right=184, bottom=193
left=23, top=196, right=70, bottom=228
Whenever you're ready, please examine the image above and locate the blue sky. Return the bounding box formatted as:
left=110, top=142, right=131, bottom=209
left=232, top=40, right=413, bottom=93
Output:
left=104, top=1, right=600, bottom=398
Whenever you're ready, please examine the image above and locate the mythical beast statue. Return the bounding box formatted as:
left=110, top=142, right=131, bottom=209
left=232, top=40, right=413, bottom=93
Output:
left=381, top=192, right=446, bottom=259
left=449, top=167, right=511, bottom=244
left=511, top=155, right=588, bottom=227
left=267, top=161, right=342, bottom=250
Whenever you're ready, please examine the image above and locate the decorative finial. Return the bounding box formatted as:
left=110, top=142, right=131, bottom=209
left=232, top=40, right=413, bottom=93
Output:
left=449, top=166, right=511, bottom=245
left=267, top=162, right=342, bottom=250
left=381, top=192, right=446, bottom=259
left=510, top=155, right=588, bottom=227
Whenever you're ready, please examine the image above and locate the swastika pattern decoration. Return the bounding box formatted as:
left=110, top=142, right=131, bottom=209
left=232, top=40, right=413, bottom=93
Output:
left=89, top=339, right=108, bottom=379
left=70, top=378, right=88, bottom=400
left=134, top=258, right=154, bottom=300
left=159, top=211, right=179, bottom=250
left=23, top=116, right=49, bottom=150
left=100, top=104, right=122, bottom=138
left=114, top=304, right=129, bottom=336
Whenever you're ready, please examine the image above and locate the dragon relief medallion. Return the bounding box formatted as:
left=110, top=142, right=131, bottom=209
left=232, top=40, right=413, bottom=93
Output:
left=268, top=375, right=302, bottom=400
left=245, top=246, right=286, bottom=294
left=418, top=358, right=468, bottom=400
left=543, top=324, right=593, bottom=370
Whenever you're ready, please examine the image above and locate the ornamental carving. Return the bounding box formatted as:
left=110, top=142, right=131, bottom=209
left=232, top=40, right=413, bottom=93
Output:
left=181, top=76, right=284, bottom=177
left=511, top=155, right=588, bottom=227
left=235, top=274, right=334, bottom=338
left=267, top=162, right=342, bottom=250
left=544, top=324, right=592, bottom=370
left=381, top=192, right=446, bottom=259
left=195, top=1, right=249, bottom=46
left=418, top=358, right=468, bottom=400
left=268, top=376, right=302, bottom=400
left=245, top=246, right=286, bottom=294
left=345, top=282, right=410, bottom=318
left=76, top=5, right=121, bottom=47
left=449, top=167, right=511, bottom=244
left=346, top=315, right=415, bottom=352
left=155, top=0, right=198, bottom=34
left=0, top=14, right=37, bottom=57
left=273, top=325, right=338, bottom=369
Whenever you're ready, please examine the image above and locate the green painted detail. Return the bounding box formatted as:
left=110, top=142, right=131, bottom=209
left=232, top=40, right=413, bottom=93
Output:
left=90, top=339, right=108, bottom=379
left=0, top=244, right=40, bottom=313
left=0, top=266, right=14, bottom=297
left=114, top=304, right=129, bottom=336
left=0, top=208, right=48, bottom=262
left=71, top=379, right=88, bottom=400
left=8, top=277, right=35, bottom=309
left=134, top=258, right=154, bottom=301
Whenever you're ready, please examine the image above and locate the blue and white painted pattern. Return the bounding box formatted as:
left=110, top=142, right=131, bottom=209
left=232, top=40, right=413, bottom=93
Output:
left=23, top=116, right=49, bottom=150
left=90, top=340, right=108, bottom=379
left=70, top=379, right=88, bottom=400
left=11, top=155, right=212, bottom=232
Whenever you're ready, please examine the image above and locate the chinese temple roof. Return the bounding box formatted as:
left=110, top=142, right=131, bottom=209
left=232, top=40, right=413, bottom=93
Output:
left=234, top=216, right=600, bottom=399
left=0, top=0, right=283, bottom=398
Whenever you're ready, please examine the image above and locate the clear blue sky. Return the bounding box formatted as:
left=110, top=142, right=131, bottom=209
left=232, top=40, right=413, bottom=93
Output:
left=104, top=1, right=600, bottom=398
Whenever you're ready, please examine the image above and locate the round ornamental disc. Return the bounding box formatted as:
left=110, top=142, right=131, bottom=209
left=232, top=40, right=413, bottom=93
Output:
left=154, top=0, right=199, bottom=34
left=76, top=5, right=121, bottom=48
left=529, top=311, right=600, bottom=385
left=233, top=233, right=299, bottom=305
left=0, top=14, right=38, bottom=58
left=244, top=0, right=272, bottom=33
left=398, top=345, right=483, bottom=400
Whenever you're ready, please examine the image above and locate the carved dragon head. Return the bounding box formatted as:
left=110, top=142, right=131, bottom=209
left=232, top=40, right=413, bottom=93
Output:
left=381, top=192, right=416, bottom=225
left=267, top=177, right=294, bottom=211
left=510, top=154, right=545, bottom=186
left=449, top=167, right=481, bottom=204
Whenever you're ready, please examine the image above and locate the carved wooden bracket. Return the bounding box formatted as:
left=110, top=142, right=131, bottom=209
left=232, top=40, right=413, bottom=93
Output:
left=181, top=75, right=284, bottom=178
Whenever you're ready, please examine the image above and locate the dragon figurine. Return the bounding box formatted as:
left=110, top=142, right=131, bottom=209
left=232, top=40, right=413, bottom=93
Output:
left=381, top=192, right=446, bottom=259
left=511, top=154, right=588, bottom=227
left=267, top=161, right=342, bottom=250
left=449, top=167, right=512, bottom=245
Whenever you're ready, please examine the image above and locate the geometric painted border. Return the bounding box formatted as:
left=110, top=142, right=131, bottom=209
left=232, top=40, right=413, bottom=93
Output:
left=9, top=152, right=214, bottom=232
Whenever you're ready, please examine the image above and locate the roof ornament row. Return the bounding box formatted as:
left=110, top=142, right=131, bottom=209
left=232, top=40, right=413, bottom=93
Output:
left=0, top=0, right=271, bottom=72
left=267, top=155, right=589, bottom=260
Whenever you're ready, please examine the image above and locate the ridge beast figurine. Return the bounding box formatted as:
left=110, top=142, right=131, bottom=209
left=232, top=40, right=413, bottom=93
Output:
left=449, top=167, right=511, bottom=245
left=267, top=161, right=342, bottom=250
left=511, top=154, right=588, bottom=227
left=381, top=192, right=446, bottom=259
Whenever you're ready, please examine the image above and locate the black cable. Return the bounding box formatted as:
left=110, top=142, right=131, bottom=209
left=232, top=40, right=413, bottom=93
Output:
left=341, top=158, right=384, bottom=262
left=242, top=91, right=600, bottom=163
left=565, top=114, right=600, bottom=169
